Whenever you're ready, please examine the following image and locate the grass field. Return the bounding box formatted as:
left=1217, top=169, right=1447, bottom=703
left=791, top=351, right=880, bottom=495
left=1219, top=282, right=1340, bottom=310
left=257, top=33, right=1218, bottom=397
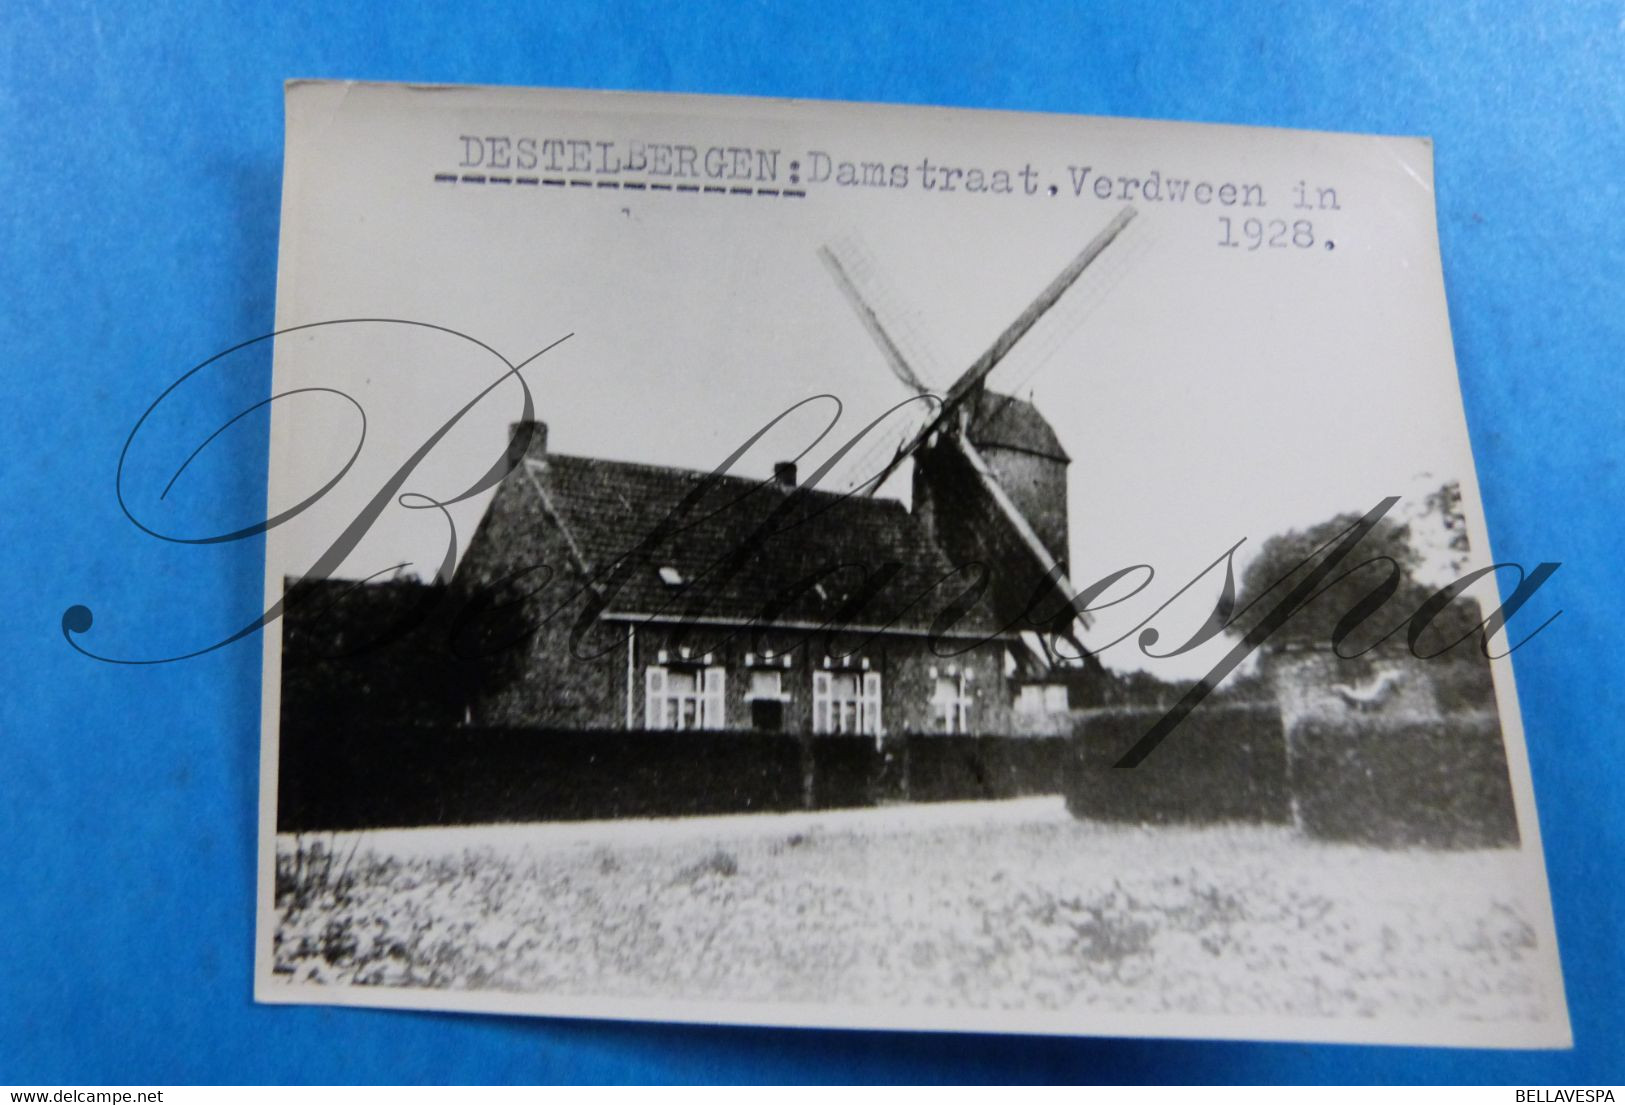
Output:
left=270, top=800, right=1553, bottom=1024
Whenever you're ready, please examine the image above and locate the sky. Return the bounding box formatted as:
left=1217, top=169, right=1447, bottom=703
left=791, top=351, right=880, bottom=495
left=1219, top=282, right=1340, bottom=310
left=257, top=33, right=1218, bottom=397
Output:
left=256, top=84, right=1492, bottom=680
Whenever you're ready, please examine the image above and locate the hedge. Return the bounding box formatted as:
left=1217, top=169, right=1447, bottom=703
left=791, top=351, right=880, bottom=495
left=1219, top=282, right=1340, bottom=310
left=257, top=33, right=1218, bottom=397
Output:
left=1287, top=714, right=1519, bottom=848
left=1061, top=704, right=1292, bottom=826
left=276, top=720, right=1069, bottom=831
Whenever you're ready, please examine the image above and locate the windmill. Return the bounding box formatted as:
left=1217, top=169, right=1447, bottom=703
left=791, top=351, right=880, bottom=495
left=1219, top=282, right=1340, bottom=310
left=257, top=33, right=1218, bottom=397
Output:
left=818, top=205, right=1140, bottom=672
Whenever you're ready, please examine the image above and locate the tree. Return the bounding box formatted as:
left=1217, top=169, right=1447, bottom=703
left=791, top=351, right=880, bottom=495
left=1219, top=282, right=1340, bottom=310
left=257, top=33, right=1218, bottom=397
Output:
left=1227, top=483, right=1485, bottom=658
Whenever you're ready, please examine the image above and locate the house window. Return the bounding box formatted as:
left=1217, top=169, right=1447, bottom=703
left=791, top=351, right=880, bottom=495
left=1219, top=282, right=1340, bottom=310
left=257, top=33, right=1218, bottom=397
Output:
left=932, top=672, right=973, bottom=734
left=1016, top=683, right=1069, bottom=715
left=745, top=669, right=788, bottom=732
left=748, top=670, right=783, bottom=699
left=813, top=670, right=881, bottom=735
left=645, top=664, right=725, bottom=730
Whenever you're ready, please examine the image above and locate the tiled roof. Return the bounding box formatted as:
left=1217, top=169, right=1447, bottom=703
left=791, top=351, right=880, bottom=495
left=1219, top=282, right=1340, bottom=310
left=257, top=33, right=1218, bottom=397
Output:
left=519, top=453, right=1004, bottom=635
left=967, top=390, right=1070, bottom=462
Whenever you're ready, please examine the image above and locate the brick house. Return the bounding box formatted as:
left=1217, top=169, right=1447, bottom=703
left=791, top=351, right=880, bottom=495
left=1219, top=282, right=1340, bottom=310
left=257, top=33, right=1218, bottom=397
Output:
left=451, top=395, right=1083, bottom=737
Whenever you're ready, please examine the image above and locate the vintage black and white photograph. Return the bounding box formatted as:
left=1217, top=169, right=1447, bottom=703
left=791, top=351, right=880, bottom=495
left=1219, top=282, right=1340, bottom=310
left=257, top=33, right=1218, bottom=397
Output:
left=255, top=81, right=1568, bottom=1047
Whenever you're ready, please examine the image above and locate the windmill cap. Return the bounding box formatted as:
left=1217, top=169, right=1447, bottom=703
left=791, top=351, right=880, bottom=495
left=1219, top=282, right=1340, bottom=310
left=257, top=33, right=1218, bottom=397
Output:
left=966, top=391, right=1069, bottom=462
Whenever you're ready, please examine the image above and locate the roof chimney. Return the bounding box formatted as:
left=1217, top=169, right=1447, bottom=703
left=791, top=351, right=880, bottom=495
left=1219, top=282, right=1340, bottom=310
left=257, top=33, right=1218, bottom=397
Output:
left=773, top=461, right=797, bottom=488
left=507, top=420, right=548, bottom=469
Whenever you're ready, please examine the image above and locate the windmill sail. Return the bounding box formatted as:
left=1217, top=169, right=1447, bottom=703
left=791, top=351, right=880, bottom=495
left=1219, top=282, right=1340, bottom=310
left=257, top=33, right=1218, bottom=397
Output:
left=818, top=235, right=950, bottom=494
left=943, top=207, right=1139, bottom=407
left=820, top=206, right=1141, bottom=658
left=818, top=239, right=938, bottom=396
left=862, top=206, right=1139, bottom=496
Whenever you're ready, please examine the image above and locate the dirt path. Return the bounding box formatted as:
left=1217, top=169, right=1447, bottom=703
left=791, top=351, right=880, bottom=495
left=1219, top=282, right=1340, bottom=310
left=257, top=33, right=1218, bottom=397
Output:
left=272, top=803, right=1554, bottom=1028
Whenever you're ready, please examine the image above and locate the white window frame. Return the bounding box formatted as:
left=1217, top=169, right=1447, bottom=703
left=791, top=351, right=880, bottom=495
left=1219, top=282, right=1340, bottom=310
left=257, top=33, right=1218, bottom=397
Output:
left=745, top=669, right=789, bottom=702
left=812, top=670, right=882, bottom=736
left=932, top=671, right=973, bottom=734
left=645, top=663, right=726, bottom=730
left=1016, top=682, right=1070, bottom=716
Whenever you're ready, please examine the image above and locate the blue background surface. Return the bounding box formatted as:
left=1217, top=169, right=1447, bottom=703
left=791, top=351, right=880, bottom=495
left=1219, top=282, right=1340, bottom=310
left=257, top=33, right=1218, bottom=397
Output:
left=2, top=0, right=1621, bottom=1085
